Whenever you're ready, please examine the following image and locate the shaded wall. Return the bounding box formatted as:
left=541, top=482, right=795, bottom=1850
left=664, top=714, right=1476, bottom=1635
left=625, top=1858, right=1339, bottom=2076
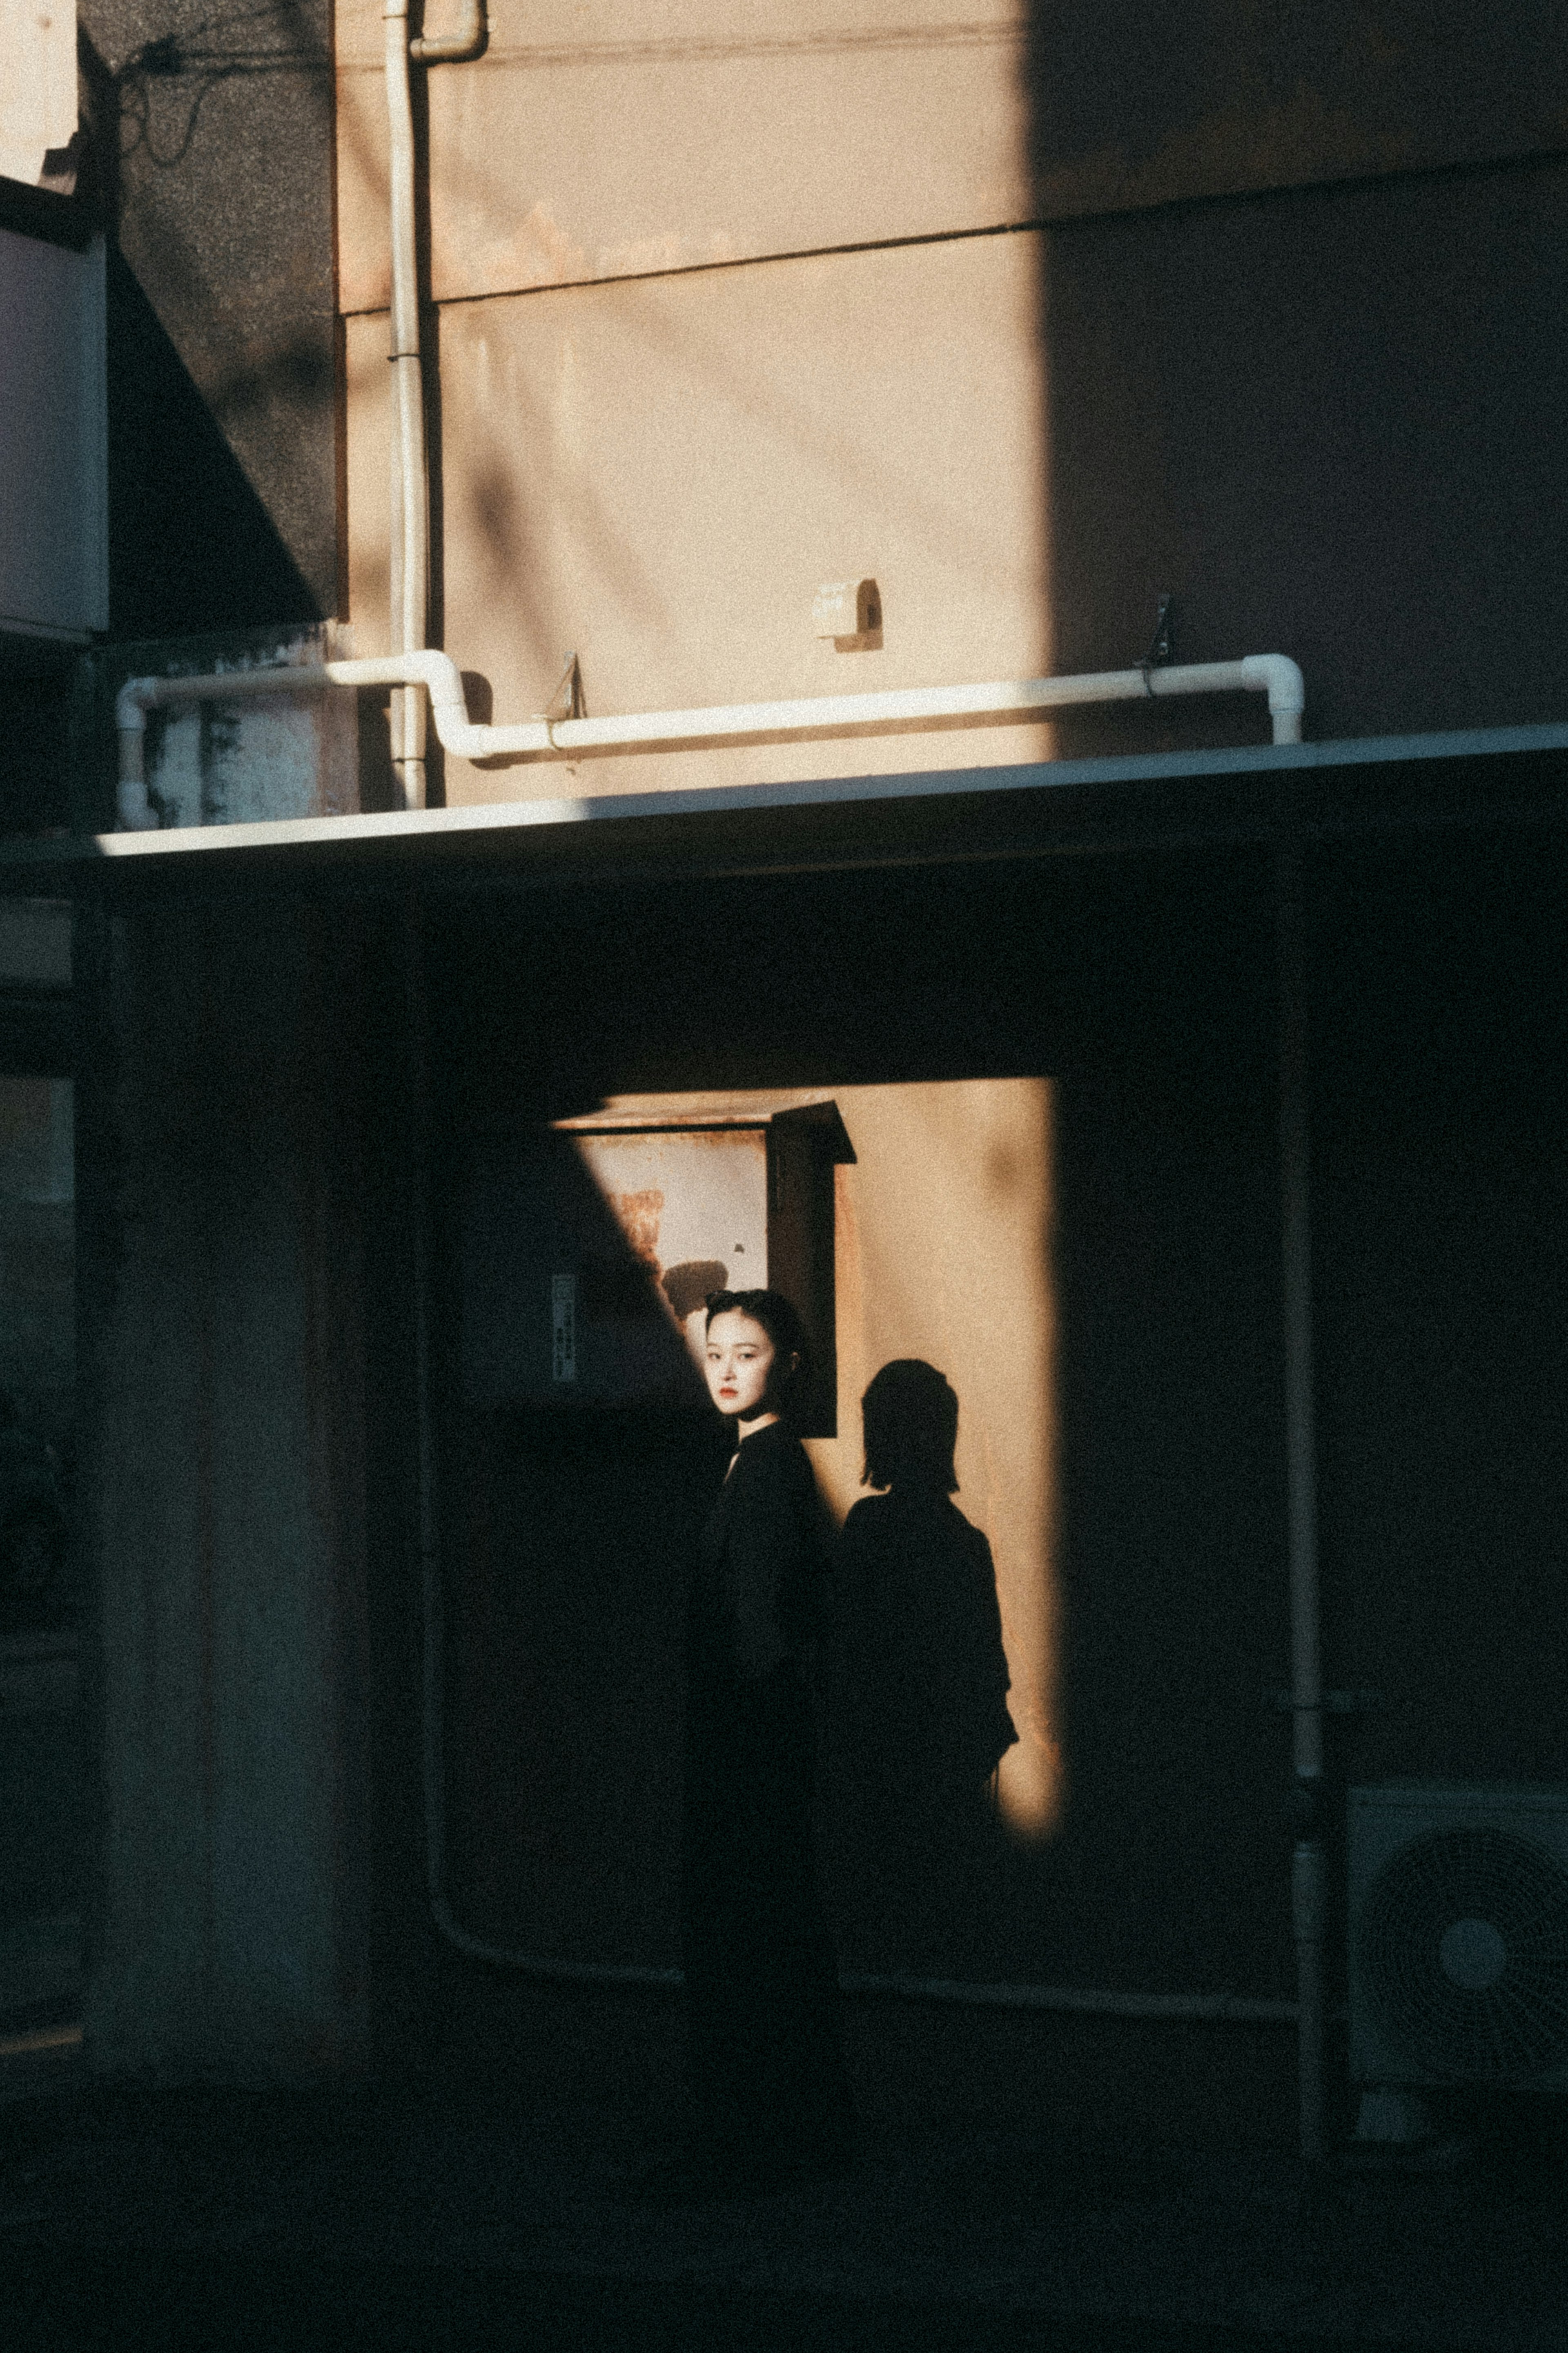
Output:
left=428, top=819, right=1568, bottom=2038
left=433, top=850, right=1297, bottom=2006
left=72, top=806, right=1568, bottom=2126
left=1022, top=1, right=1568, bottom=216
left=1311, top=832, right=1568, bottom=1791
left=1041, top=157, right=1568, bottom=754
left=77, top=892, right=377, bottom=2079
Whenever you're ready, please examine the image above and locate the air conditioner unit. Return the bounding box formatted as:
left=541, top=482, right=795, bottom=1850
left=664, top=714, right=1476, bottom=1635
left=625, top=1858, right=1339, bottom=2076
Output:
left=1348, top=1783, right=1568, bottom=2092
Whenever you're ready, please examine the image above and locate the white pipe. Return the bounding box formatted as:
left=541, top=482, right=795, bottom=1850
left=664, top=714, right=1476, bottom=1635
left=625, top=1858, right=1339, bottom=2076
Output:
left=410, top=0, right=485, bottom=60
left=384, top=0, right=428, bottom=809
left=383, top=1, right=488, bottom=809
left=114, top=653, right=1306, bottom=829
left=1278, top=843, right=1327, bottom=2165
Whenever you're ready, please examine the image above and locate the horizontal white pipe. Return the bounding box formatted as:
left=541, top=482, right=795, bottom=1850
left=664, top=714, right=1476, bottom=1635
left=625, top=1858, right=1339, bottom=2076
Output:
left=114, top=653, right=1306, bottom=830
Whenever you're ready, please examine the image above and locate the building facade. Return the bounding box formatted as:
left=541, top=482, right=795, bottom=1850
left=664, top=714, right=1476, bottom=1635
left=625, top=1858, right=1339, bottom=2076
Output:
left=2, top=3, right=1567, bottom=2150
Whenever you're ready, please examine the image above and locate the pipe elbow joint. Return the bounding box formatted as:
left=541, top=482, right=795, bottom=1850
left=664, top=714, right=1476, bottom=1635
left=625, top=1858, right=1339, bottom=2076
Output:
left=414, top=653, right=482, bottom=757
left=408, top=0, right=485, bottom=58
left=115, top=677, right=156, bottom=735
left=1241, top=654, right=1305, bottom=741
left=410, top=31, right=486, bottom=60
left=115, top=680, right=160, bottom=830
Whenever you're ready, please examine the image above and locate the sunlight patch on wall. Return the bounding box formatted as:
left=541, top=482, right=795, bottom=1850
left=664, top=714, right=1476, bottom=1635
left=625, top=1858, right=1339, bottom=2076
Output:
left=813, top=1079, right=1060, bottom=1838
left=570, top=1078, right=1062, bottom=1838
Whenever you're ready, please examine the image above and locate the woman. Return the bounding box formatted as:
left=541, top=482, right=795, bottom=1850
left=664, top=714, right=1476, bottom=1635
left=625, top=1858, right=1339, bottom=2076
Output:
left=675, top=1288, right=855, bottom=2194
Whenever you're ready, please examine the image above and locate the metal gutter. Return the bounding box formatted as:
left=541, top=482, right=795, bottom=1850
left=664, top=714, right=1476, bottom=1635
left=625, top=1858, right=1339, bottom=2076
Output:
left=7, top=717, right=1568, bottom=888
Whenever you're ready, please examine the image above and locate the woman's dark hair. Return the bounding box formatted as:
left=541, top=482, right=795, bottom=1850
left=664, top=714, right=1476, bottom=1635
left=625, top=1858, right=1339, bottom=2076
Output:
left=704, top=1288, right=812, bottom=1410
left=861, top=1358, right=959, bottom=1493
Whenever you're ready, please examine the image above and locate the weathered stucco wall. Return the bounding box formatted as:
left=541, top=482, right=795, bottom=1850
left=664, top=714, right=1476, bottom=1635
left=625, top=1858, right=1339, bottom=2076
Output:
left=343, top=233, right=1058, bottom=800
left=82, top=0, right=337, bottom=628
left=336, top=0, right=1035, bottom=314
left=336, top=0, right=1568, bottom=314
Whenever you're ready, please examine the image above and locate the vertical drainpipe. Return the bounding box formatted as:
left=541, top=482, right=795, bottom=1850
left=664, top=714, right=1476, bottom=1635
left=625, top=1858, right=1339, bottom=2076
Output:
left=382, top=2, right=486, bottom=811
left=1278, top=841, right=1327, bottom=2166
left=383, top=0, right=428, bottom=810
left=404, top=890, right=446, bottom=1933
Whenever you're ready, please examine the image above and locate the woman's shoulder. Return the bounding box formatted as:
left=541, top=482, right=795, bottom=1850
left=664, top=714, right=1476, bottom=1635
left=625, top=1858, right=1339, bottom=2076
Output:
left=731, top=1418, right=811, bottom=1486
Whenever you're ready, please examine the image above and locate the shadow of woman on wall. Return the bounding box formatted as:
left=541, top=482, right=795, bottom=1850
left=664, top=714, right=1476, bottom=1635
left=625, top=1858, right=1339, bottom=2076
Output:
left=827, top=1359, right=1018, bottom=1976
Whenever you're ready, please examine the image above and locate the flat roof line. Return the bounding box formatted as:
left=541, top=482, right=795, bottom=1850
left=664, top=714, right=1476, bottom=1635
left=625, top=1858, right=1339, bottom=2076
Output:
left=4, top=715, right=1568, bottom=879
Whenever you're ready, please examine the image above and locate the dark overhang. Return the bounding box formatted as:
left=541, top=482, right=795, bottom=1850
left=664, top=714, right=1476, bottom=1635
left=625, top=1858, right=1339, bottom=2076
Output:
left=5, top=718, right=1568, bottom=900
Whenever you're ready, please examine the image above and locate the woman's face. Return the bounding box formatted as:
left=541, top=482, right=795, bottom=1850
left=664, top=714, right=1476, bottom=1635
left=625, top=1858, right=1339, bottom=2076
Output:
left=704, top=1309, right=777, bottom=1422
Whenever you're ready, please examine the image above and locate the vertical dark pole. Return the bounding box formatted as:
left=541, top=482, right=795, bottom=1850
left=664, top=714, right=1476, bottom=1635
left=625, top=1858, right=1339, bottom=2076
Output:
left=1279, top=840, right=1327, bottom=2165
left=405, top=891, right=445, bottom=1918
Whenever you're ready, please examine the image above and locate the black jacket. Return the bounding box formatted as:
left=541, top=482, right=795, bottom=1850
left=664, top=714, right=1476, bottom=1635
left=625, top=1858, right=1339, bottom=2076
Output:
left=692, top=1419, right=828, bottom=1680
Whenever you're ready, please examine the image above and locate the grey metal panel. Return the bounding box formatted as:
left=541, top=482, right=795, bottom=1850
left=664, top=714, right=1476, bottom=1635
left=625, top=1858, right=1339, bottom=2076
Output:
left=1348, top=1784, right=1568, bottom=2090
left=0, top=228, right=107, bottom=641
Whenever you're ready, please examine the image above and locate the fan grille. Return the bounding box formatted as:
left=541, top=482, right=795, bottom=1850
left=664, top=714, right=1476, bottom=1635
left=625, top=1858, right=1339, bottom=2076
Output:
left=1358, top=1825, right=1568, bottom=2083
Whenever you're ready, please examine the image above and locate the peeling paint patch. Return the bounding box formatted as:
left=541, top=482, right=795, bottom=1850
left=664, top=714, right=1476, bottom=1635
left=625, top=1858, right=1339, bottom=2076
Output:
left=131, top=627, right=362, bottom=831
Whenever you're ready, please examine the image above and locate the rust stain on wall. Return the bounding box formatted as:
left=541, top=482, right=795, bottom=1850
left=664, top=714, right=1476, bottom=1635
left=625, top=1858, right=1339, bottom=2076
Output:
left=611, top=1187, right=664, bottom=1271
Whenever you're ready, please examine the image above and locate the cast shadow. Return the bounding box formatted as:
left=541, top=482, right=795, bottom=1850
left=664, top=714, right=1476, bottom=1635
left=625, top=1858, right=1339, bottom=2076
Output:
left=1023, top=6, right=1568, bottom=750
left=827, top=1359, right=1017, bottom=1972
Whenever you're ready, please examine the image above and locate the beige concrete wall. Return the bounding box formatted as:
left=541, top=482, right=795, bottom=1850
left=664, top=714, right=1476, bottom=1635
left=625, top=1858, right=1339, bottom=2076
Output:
left=333, top=4, right=1568, bottom=784
left=335, top=1, right=1032, bottom=314
left=335, top=2, right=1568, bottom=319
left=343, top=232, right=1056, bottom=800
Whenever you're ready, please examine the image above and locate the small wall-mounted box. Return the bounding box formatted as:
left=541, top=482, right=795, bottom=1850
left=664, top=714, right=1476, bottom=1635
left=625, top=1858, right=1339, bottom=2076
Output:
left=812, top=579, right=881, bottom=643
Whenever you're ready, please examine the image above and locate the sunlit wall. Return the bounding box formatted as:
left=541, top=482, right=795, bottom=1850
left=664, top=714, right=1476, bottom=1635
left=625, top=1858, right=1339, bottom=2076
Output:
left=336, top=0, right=1056, bottom=801
left=804, top=1082, right=1060, bottom=1837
